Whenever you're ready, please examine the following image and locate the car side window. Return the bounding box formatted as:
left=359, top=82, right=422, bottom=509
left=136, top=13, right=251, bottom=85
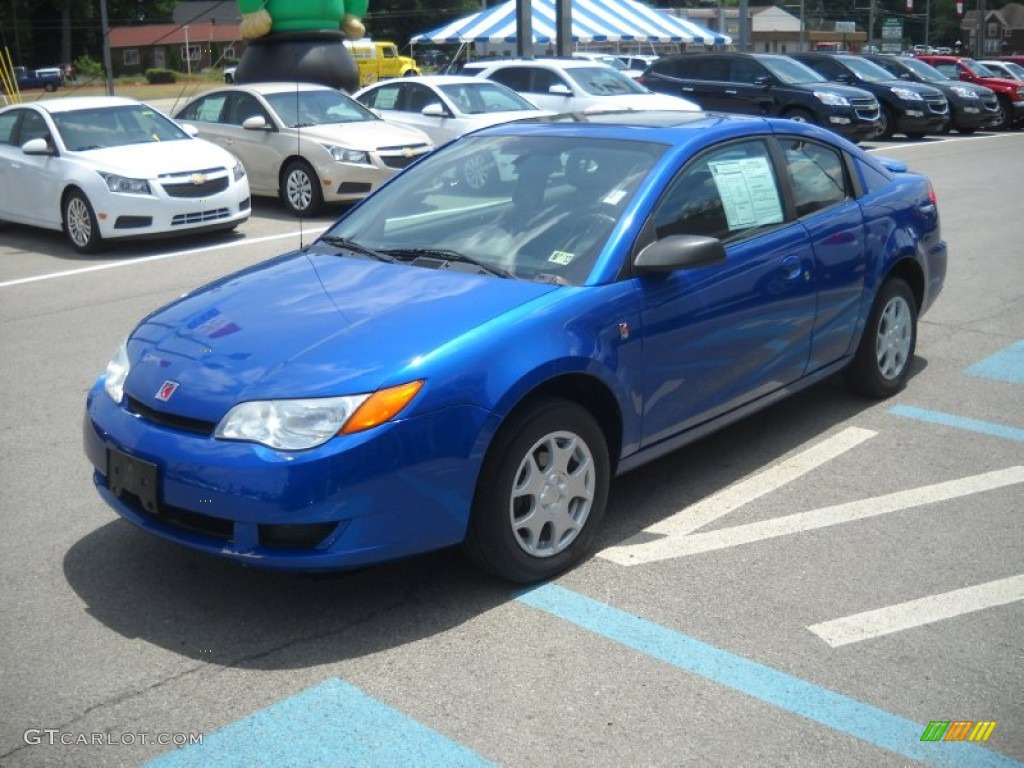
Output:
left=780, top=138, right=850, bottom=216
left=226, top=93, right=268, bottom=126
left=531, top=68, right=568, bottom=94
left=651, top=57, right=689, bottom=78
left=487, top=67, right=530, bottom=92
left=363, top=83, right=401, bottom=110
left=405, top=83, right=440, bottom=113
left=652, top=139, right=784, bottom=242
left=691, top=57, right=729, bottom=81
left=808, top=59, right=844, bottom=79
left=932, top=62, right=958, bottom=78
left=17, top=110, right=51, bottom=146
left=0, top=111, right=20, bottom=145
left=180, top=94, right=227, bottom=123
left=730, top=59, right=764, bottom=84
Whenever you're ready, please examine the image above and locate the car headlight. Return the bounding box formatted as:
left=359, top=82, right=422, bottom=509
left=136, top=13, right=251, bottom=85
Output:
left=813, top=91, right=851, bottom=107
left=215, top=380, right=423, bottom=450
left=99, top=172, right=152, bottom=195
left=949, top=86, right=978, bottom=99
left=322, top=144, right=372, bottom=165
left=890, top=87, right=923, bottom=101
left=104, top=341, right=130, bottom=404
left=232, top=160, right=246, bottom=181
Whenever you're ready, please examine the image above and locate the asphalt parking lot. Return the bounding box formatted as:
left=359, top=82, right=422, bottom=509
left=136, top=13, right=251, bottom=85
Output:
left=1, top=130, right=1022, bottom=767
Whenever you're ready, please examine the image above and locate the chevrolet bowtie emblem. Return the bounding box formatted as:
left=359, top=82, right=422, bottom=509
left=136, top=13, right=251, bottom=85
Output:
left=402, top=147, right=415, bottom=158
left=190, top=173, right=207, bottom=185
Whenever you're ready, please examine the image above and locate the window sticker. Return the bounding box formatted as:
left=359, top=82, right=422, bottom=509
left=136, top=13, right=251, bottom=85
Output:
left=707, top=156, right=784, bottom=231
left=602, top=189, right=628, bottom=206
left=548, top=250, right=576, bottom=265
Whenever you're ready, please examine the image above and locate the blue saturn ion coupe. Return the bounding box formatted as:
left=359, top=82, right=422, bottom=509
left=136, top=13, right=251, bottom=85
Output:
left=84, top=111, right=946, bottom=583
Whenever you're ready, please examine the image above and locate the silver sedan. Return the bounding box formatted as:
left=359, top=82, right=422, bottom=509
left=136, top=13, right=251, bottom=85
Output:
left=174, top=83, right=434, bottom=216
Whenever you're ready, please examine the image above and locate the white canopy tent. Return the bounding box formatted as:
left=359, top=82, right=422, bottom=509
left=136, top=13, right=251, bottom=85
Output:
left=411, top=0, right=731, bottom=56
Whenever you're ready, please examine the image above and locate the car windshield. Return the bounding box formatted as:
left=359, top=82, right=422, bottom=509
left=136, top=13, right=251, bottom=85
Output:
left=320, top=133, right=667, bottom=286
left=839, top=56, right=898, bottom=82
left=760, top=56, right=828, bottom=84
left=565, top=66, right=649, bottom=95
left=264, top=89, right=378, bottom=127
left=959, top=58, right=995, bottom=77
left=52, top=105, right=190, bottom=151
left=893, top=57, right=949, bottom=82
left=437, top=82, right=539, bottom=114
left=1004, top=62, right=1024, bottom=78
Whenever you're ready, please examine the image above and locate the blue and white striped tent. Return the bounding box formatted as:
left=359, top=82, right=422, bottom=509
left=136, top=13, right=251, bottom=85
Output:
left=410, top=0, right=730, bottom=47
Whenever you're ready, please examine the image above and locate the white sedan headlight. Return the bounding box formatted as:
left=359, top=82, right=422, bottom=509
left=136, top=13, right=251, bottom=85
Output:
left=99, top=172, right=152, bottom=195
left=104, top=341, right=130, bottom=404
left=322, top=144, right=372, bottom=165
left=232, top=159, right=246, bottom=181
left=814, top=91, right=851, bottom=107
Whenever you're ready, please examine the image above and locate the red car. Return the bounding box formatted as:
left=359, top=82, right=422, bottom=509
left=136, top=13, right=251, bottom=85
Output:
left=916, top=54, right=1024, bottom=129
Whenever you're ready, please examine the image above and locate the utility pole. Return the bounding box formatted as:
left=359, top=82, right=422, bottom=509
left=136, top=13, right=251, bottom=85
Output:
left=868, top=0, right=876, bottom=52
left=100, top=0, right=114, bottom=95
left=800, top=0, right=806, bottom=51
left=515, top=0, right=532, bottom=57
left=739, top=0, right=749, bottom=51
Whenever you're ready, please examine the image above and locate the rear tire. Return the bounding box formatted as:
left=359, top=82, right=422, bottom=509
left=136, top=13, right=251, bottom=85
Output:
left=464, top=399, right=609, bottom=583
left=844, top=278, right=917, bottom=398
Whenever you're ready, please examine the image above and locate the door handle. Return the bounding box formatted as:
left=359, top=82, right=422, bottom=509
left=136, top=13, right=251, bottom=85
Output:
left=781, top=255, right=803, bottom=280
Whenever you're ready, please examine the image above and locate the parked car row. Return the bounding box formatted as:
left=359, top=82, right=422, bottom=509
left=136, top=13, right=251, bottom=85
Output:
left=635, top=51, right=1021, bottom=138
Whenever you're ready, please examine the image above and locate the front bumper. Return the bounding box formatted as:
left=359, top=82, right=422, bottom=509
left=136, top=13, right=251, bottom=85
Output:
left=314, top=148, right=433, bottom=203
left=94, top=176, right=251, bottom=241
left=84, top=385, right=491, bottom=570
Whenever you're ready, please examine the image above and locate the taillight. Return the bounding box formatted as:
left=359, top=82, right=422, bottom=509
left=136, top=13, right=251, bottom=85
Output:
left=928, top=181, right=937, bottom=206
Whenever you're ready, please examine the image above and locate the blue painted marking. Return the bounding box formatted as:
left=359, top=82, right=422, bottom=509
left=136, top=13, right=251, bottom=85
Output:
left=146, top=678, right=495, bottom=768
left=517, top=584, right=1023, bottom=768
left=889, top=405, right=1024, bottom=443
left=966, top=341, right=1024, bottom=385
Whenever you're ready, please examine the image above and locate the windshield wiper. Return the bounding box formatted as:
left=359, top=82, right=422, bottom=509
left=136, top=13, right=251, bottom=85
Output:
left=318, top=235, right=395, bottom=262
left=381, top=247, right=516, bottom=279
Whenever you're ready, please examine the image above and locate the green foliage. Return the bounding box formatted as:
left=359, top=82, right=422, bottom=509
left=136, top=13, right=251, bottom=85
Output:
left=144, top=67, right=176, bottom=84
left=73, top=54, right=104, bottom=79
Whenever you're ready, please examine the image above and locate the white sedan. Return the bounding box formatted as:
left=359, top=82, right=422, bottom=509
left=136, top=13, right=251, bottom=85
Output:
left=0, top=96, right=251, bottom=253
left=174, top=83, right=434, bottom=216
left=353, top=75, right=552, bottom=145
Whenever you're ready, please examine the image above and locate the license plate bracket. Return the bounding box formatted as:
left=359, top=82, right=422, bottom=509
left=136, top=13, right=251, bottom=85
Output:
left=107, top=449, right=160, bottom=515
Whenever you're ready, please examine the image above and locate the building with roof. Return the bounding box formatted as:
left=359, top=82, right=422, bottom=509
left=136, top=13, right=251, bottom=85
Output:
left=961, top=2, right=1024, bottom=56
left=108, top=20, right=242, bottom=77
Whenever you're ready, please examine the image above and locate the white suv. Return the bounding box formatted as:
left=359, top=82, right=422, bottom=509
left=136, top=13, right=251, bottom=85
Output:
left=459, top=57, right=700, bottom=114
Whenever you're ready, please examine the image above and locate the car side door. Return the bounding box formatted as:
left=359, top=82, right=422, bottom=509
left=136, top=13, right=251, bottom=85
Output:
left=635, top=137, right=817, bottom=444
left=2, top=108, right=61, bottom=227
left=727, top=58, right=781, bottom=116
left=778, top=135, right=867, bottom=368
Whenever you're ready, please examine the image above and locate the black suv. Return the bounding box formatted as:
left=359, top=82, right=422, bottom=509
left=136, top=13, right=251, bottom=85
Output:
left=790, top=53, right=949, bottom=139
left=862, top=53, right=1002, bottom=134
left=636, top=52, right=882, bottom=142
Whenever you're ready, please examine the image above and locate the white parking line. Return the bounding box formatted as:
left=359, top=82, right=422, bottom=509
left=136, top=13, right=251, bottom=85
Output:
left=600, top=466, right=1024, bottom=566
left=643, top=427, right=877, bottom=537
left=808, top=574, right=1024, bottom=648
left=0, top=227, right=327, bottom=289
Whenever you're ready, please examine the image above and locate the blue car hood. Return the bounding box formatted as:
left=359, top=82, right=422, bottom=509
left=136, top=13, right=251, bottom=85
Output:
left=125, top=250, right=558, bottom=422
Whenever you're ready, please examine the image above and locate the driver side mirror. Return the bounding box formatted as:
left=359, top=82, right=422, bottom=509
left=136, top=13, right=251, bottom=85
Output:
left=548, top=84, right=573, bottom=96
left=21, top=137, right=54, bottom=155
left=421, top=102, right=447, bottom=117
left=634, top=235, right=726, bottom=274
left=242, top=115, right=271, bottom=131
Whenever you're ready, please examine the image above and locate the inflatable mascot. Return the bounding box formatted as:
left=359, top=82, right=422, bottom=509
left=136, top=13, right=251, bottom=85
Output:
left=232, top=1, right=370, bottom=93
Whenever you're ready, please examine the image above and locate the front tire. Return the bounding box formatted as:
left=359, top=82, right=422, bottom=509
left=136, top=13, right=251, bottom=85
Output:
left=844, top=278, right=917, bottom=398
left=878, top=105, right=896, bottom=140
left=63, top=189, right=103, bottom=253
left=783, top=107, right=816, bottom=125
left=281, top=159, right=323, bottom=216
left=464, top=399, right=609, bottom=583
left=461, top=151, right=498, bottom=192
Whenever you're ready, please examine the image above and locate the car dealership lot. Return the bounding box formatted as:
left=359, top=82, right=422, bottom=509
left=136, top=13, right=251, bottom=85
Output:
left=1, top=132, right=1022, bottom=767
